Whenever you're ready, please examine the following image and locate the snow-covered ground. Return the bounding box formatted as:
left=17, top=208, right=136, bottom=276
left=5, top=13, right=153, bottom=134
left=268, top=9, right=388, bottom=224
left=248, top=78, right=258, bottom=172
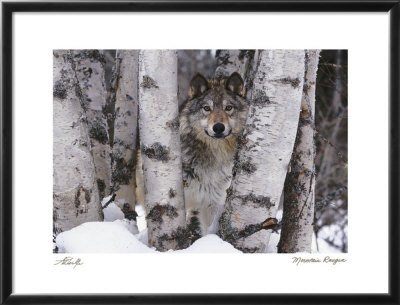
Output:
left=55, top=197, right=343, bottom=254
left=56, top=220, right=240, bottom=254
left=56, top=199, right=240, bottom=253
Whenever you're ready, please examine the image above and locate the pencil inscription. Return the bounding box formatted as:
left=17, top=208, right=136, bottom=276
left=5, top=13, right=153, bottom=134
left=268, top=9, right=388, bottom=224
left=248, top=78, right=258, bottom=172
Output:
left=54, top=256, right=84, bottom=268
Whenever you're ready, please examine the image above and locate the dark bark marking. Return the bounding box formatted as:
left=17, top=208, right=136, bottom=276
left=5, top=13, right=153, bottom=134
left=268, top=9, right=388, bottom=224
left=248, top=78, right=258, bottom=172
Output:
left=233, top=156, right=257, bottom=176
left=122, top=203, right=138, bottom=220
left=88, top=121, right=108, bottom=145
left=216, top=51, right=233, bottom=66
left=156, top=225, right=188, bottom=251
left=156, top=221, right=199, bottom=251
left=230, top=192, right=274, bottom=209
left=140, top=75, right=159, bottom=89
left=96, top=179, right=106, bottom=199
left=53, top=80, right=67, bottom=99
left=277, top=77, right=301, bottom=88
left=171, top=226, right=189, bottom=249
left=111, top=155, right=135, bottom=186
left=238, top=50, right=255, bottom=61
left=142, top=142, right=170, bottom=162
left=251, top=89, right=273, bottom=105
left=106, top=56, right=122, bottom=148
left=168, top=188, right=177, bottom=198
left=73, top=50, right=105, bottom=64
left=146, top=204, right=178, bottom=224
left=74, top=84, right=87, bottom=110
left=74, top=187, right=91, bottom=209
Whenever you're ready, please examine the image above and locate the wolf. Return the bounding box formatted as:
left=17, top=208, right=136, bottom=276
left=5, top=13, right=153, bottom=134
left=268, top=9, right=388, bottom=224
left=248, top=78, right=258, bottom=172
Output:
left=179, top=72, right=249, bottom=239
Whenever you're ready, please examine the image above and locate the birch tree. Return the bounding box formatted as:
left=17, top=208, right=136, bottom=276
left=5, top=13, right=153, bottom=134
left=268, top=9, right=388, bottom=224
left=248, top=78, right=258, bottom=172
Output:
left=218, top=50, right=305, bottom=253
left=215, top=50, right=255, bottom=79
left=72, top=50, right=111, bottom=200
left=53, top=50, right=103, bottom=234
left=278, top=50, right=320, bottom=253
left=110, top=50, right=139, bottom=213
left=138, top=50, right=187, bottom=251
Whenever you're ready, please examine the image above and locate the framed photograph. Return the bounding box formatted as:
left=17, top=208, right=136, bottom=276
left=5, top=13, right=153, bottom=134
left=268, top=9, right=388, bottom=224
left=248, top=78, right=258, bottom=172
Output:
left=2, top=1, right=399, bottom=304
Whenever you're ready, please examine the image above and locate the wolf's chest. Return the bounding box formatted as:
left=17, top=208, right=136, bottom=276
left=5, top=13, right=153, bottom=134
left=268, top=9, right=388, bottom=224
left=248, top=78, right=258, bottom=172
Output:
left=185, top=162, right=232, bottom=205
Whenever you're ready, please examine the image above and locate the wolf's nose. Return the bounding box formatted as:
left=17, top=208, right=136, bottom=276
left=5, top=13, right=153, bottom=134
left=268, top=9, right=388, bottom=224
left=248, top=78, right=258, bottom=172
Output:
left=213, top=123, right=225, bottom=134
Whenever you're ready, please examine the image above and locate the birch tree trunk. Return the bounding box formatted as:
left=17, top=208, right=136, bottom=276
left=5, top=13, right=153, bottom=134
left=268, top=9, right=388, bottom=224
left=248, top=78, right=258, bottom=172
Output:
left=72, top=50, right=111, bottom=200
left=110, top=50, right=139, bottom=212
left=278, top=50, right=320, bottom=253
left=53, top=50, right=103, bottom=234
left=138, top=50, right=187, bottom=251
left=218, top=50, right=305, bottom=253
left=215, top=50, right=255, bottom=80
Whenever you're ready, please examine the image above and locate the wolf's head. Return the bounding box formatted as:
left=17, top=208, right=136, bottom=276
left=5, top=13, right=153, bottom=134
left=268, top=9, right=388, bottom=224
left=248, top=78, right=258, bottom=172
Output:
left=180, top=72, right=249, bottom=145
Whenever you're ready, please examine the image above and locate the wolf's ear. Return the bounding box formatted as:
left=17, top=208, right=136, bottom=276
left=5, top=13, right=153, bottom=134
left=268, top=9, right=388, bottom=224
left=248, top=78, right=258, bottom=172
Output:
left=189, top=73, right=208, bottom=99
left=226, top=72, right=245, bottom=97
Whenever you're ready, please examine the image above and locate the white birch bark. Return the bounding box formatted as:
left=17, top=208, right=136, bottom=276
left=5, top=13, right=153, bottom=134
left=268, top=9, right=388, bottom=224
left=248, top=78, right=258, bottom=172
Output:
left=53, top=50, right=103, bottom=234
left=138, top=50, right=186, bottom=251
left=278, top=50, right=320, bottom=253
left=72, top=50, right=111, bottom=200
left=218, top=50, right=305, bottom=253
left=111, top=50, right=139, bottom=212
left=215, top=50, right=255, bottom=80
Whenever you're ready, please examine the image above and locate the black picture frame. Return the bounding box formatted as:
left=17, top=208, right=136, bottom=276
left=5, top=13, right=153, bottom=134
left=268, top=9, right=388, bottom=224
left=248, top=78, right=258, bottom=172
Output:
left=1, top=1, right=399, bottom=304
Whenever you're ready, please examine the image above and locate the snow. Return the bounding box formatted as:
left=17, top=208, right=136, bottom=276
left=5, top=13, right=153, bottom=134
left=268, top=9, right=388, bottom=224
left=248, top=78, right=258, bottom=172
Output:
left=56, top=220, right=152, bottom=253
left=173, top=234, right=241, bottom=253
left=103, top=202, right=124, bottom=222
left=266, top=232, right=280, bottom=253
left=136, top=228, right=149, bottom=246
left=312, top=225, right=345, bottom=253
left=56, top=221, right=239, bottom=253
left=135, top=204, right=147, bottom=232
left=56, top=198, right=343, bottom=254
left=312, top=235, right=342, bottom=253
left=56, top=218, right=341, bottom=253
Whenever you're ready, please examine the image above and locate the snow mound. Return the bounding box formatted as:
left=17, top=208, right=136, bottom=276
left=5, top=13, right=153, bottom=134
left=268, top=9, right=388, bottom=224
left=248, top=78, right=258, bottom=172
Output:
left=56, top=220, right=150, bottom=253
left=56, top=221, right=241, bottom=253
left=173, top=234, right=241, bottom=253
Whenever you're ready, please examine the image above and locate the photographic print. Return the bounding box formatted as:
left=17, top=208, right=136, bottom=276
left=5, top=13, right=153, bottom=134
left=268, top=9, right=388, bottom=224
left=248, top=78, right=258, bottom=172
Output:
left=53, top=49, right=348, bottom=254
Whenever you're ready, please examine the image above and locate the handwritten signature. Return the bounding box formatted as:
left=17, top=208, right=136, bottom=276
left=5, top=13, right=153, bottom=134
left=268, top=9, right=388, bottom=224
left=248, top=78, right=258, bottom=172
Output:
left=54, top=256, right=84, bottom=268
left=292, top=256, right=347, bottom=266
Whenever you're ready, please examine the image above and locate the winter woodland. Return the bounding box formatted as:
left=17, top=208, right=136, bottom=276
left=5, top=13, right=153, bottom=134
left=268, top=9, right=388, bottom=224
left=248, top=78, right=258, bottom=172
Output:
left=53, top=50, right=348, bottom=253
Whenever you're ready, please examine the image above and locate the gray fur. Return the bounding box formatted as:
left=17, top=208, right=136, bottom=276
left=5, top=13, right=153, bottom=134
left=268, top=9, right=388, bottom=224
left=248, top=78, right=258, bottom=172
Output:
left=180, top=74, right=249, bottom=237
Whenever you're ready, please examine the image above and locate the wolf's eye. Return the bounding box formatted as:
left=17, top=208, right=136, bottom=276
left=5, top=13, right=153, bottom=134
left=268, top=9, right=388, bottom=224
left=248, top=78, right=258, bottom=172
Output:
left=203, top=106, right=211, bottom=112
left=225, top=105, right=233, bottom=111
